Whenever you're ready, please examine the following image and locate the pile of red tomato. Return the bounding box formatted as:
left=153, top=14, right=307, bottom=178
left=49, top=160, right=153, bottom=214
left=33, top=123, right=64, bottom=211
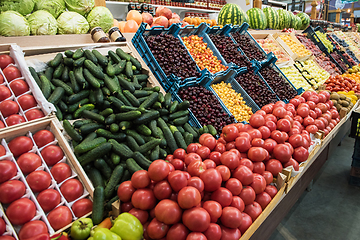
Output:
left=0, top=130, right=92, bottom=240
left=116, top=90, right=341, bottom=240
left=324, top=75, right=360, bottom=93
left=0, top=54, right=45, bottom=128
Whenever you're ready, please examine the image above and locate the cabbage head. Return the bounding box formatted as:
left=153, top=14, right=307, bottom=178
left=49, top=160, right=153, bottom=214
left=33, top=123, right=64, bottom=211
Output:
left=64, top=0, right=94, bottom=16
left=57, top=11, right=89, bottom=34
left=35, top=0, right=65, bottom=18
left=28, top=10, right=57, bottom=35
left=86, top=6, right=113, bottom=33
left=0, top=11, right=30, bottom=36
left=0, top=0, right=35, bottom=16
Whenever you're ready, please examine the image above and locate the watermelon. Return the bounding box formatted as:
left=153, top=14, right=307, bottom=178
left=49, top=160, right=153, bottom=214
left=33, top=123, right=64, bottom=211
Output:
left=218, top=3, right=248, bottom=27
left=246, top=8, right=267, bottom=30
left=277, top=9, right=290, bottom=30
left=288, top=11, right=296, bottom=28
left=297, top=12, right=311, bottom=30
left=263, top=7, right=279, bottom=29
left=294, top=16, right=302, bottom=30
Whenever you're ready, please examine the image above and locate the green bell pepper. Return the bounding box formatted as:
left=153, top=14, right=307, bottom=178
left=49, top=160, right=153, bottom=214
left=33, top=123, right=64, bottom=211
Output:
left=110, top=213, right=143, bottom=240
left=70, top=218, right=93, bottom=240
left=93, top=228, right=121, bottom=240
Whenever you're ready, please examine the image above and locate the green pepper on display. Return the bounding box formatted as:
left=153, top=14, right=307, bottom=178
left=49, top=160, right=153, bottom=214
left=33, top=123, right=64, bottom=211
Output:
left=110, top=213, right=143, bottom=240
left=92, top=228, right=122, bottom=240
left=70, top=218, right=93, bottom=240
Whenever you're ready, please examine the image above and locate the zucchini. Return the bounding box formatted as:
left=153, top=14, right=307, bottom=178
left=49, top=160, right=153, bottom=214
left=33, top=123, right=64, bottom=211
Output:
left=73, top=49, right=84, bottom=59
left=55, top=106, right=63, bottom=121
left=73, top=57, right=86, bottom=67
left=111, top=153, right=121, bottom=165
left=97, top=129, right=126, bottom=141
left=100, top=108, right=113, bottom=117
left=79, top=123, right=105, bottom=136
left=184, top=123, right=199, bottom=138
left=109, top=139, right=134, bottom=158
left=133, top=111, right=160, bottom=125
left=116, top=48, right=131, bottom=61
left=173, top=116, right=189, bottom=126
left=104, top=74, right=120, bottom=94
left=73, top=104, right=95, bottom=118
left=78, top=142, right=112, bottom=166
left=132, top=151, right=152, bottom=169
left=125, top=61, right=133, bottom=78
left=126, top=158, right=143, bottom=174
left=115, top=110, right=141, bottom=121
left=105, top=114, right=116, bottom=125
left=48, top=87, right=65, bottom=104
left=50, top=53, right=63, bottom=68
left=169, top=110, right=189, bottom=120
left=29, top=67, right=42, bottom=87
left=67, top=90, right=90, bottom=104
left=92, top=186, right=105, bottom=225
left=69, top=70, right=80, bottom=93
left=174, top=131, right=187, bottom=150
left=118, top=76, right=135, bottom=93
left=107, top=96, right=125, bottom=111
left=139, top=92, right=159, bottom=109
left=136, top=124, right=152, bottom=136
left=125, top=129, right=145, bottom=145
left=110, top=123, right=119, bottom=133
left=119, top=121, right=131, bottom=131
left=184, top=132, right=193, bottom=146
left=126, top=135, right=140, bottom=152
left=53, top=64, right=64, bottom=79
left=64, top=50, right=74, bottom=58
left=84, top=59, right=105, bottom=80
left=63, top=57, right=74, bottom=67
left=83, top=68, right=101, bottom=89
left=52, top=79, right=74, bottom=95
left=148, top=120, right=160, bottom=138
left=123, top=90, right=140, bottom=107
left=137, top=138, right=162, bottom=154
left=94, top=158, right=112, bottom=180
left=74, top=136, right=107, bottom=154
left=129, top=55, right=142, bottom=70
left=178, top=100, right=190, bottom=110
left=39, top=74, right=51, bottom=99
left=73, top=119, right=93, bottom=128
left=57, top=100, right=68, bottom=113
left=87, top=168, right=104, bottom=188
left=114, top=60, right=126, bottom=75
left=149, top=145, right=160, bottom=161
left=92, top=49, right=108, bottom=66
left=158, top=118, right=178, bottom=153
left=84, top=49, right=98, bottom=64
left=81, top=110, right=105, bottom=123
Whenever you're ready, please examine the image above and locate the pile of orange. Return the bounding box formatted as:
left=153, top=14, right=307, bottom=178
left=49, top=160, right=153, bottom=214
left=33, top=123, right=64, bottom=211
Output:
left=112, top=10, right=142, bottom=33
left=342, top=73, right=360, bottom=83
left=183, top=17, right=219, bottom=27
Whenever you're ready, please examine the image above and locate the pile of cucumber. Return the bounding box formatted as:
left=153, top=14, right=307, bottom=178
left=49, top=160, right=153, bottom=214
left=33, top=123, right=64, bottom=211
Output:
left=30, top=47, right=217, bottom=210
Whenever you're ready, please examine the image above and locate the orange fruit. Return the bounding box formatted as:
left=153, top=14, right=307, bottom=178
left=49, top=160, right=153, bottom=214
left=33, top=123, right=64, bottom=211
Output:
left=124, top=20, right=139, bottom=33
left=119, top=21, right=126, bottom=32
left=113, top=19, right=120, bottom=28
left=184, top=17, right=192, bottom=24
left=126, top=10, right=142, bottom=25
left=211, top=19, right=217, bottom=26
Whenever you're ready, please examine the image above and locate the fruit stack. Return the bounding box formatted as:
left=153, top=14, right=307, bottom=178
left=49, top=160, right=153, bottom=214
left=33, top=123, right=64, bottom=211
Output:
left=280, top=66, right=312, bottom=91
left=278, top=34, right=312, bottom=59
left=0, top=120, right=92, bottom=239
left=230, top=32, right=267, bottom=61
left=256, top=38, right=291, bottom=65
left=295, top=59, right=330, bottom=89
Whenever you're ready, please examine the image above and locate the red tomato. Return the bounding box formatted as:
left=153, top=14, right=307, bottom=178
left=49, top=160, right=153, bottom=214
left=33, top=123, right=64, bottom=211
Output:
left=247, top=147, right=268, bottom=162
left=33, top=130, right=55, bottom=148
left=203, top=200, right=222, bottom=223
left=273, top=144, right=292, bottom=163
left=209, top=151, right=222, bottom=165
left=186, top=232, right=207, bottom=240
left=249, top=114, right=265, bottom=128
left=168, top=170, right=187, bottom=192
left=187, top=160, right=207, bottom=177
left=147, top=218, right=169, bottom=239
left=0, top=121, right=4, bottom=129
left=0, top=160, right=17, bottom=183
left=199, top=133, right=213, bottom=145
left=239, top=158, right=254, bottom=171
left=50, top=162, right=72, bottom=184
left=148, top=160, right=170, bottom=182
left=297, top=107, right=310, bottom=118
left=250, top=174, right=266, bottom=194
left=272, top=107, right=286, bottom=118
left=186, top=143, right=199, bottom=153
left=0, top=100, right=19, bottom=117
left=252, top=162, right=265, bottom=175
left=256, top=192, right=272, bottom=210
left=173, top=148, right=186, bottom=161
left=203, top=159, right=216, bottom=169
left=277, top=119, right=291, bottom=132
left=155, top=199, right=182, bottom=224
left=37, top=189, right=61, bottom=212
left=288, top=134, right=304, bottom=149
left=0, top=217, right=5, bottom=235
left=153, top=180, right=172, bottom=200
left=264, top=185, right=278, bottom=198
left=222, top=125, right=239, bottom=142
left=284, top=158, right=300, bottom=171
left=166, top=223, right=189, bottom=240
left=131, top=170, right=150, bottom=189
left=19, top=220, right=48, bottom=240
left=225, top=141, right=236, bottom=151
left=177, top=186, right=201, bottom=209
left=261, top=104, right=274, bottom=113
left=41, top=145, right=64, bottom=166
left=196, top=146, right=210, bottom=160
left=215, top=165, right=231, bottom=182
left=184, top=153, right=202, bottom=166
left=265, top=120, right=276, bottom=132
left=202, top=135, right=217, bottom=150
left=60, top=179, right=83, bottom=202
left=25, top=109, right=44, bottom=121
left=247, top=129, right=262, bottom=140
left=132, top=188, right=156, bottom=210
left=239, top=186, right=256, bottom=205
left=0, top=85, right=11, bottom=101
left=265, top=159, right=283, bottom=177
left=233, top=165, right=254, bottom=186
left=220, top=226, right=241, bottom=240
left=225, top=178, right=242, bottom=196
left=235, top=136, right=251, bottom=153
left=270, top=130, right=285, bottom=144
left=18, top=95, right=36, bottom=111
left=8, top=136, right=33, bottom=157
left=128, top=208, right=149, bottom=225
left=211, top=187, right=233, bottom=208
left=6, top=114, right=25, bottom=126
left=200, top=168, right=222, bottom=192
left=262, top=171, right=273, bottom=185
left=26, top=170, right=51, bottom=192
left=219, top=151, right=239, bottom=169
left=306, top=124, right=318, bottom=134
left=220, top=206, right=242, bottom=229
left=0, top=55, right=14, bottom=70
left=3, top=66, right=21, bottom=82
left=0, top=180, right=25, bottom=204
left=204, top=223, right=222, bottom=240
left=171, top=159, right=185, bottom=171
left=239, top=212, right=253, bottom=234
left=6, top=198, right=36, bottom=225
left=214, top=142, right=226, bottom=153
left=0, top=145, right=5, bottom=156
left=9, top=79, right=29, bottom=97
left=121, top=202, right=134, bottom=213
left=47, top=206, right=72, bottom=231
left=0, top=235, right=15, bottom=240
left=231, top=196, right=245, bottom=212
left=293, top=146, right=309, bottom=162
left=182, top=207, right=210, bottom=232
left=244, top=201, right=262, bottom=222
left=71, top=198, right=93, bottom=218
left=17, top=152, right=42, bottom=175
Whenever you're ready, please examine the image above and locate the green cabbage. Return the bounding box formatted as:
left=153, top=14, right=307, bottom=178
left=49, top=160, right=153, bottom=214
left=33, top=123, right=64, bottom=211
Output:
left=0, top=11, right=30, bottom=36
left=0, top=0, right=35, bottom=15
left=34, top=0, right=65, bottom=18
left=57, top=11, right=89, bottom=34
left=64, top=0, right=94, bottom=16
left=28, top=10, right=57, bottom=35
left=86, top=6, right=113, bottom=33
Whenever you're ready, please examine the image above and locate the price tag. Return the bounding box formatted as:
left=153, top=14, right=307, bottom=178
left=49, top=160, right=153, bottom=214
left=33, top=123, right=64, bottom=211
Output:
left=246, top=0, right=250, bottom=5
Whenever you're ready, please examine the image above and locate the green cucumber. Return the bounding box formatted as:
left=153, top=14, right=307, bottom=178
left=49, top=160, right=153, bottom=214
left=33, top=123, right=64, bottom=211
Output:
left=94, top=88, right=104, bottom=105
left=133, top=111, right=160, bottom=125
left=126, top=135, right=140, bottom=152
left=169, top=110, right=189, bottom=120
left=51, top=79, right=74, bottom=96
left=149, top=145, right=160, bottom=161
left=129, top=55, right=142, bottom=70
left=84, top=59, right=105, bottom=80
left=73, top=119, right=93, bottom=128
left=55, top=106, right=63, bottom=121
left=97, top=130, right=125, bottom=142
left=148, top=120, right=160, bottom=138
left=87, top=168, right=104, bottom=188
left=84, top=49, right=98, bottom=64
left=105, top=195, right=119, bottom=210
left=142, top=86, right=160, bottom=92
left=137, top=96, right=147, bottom=104
left=92, top=186, right=104, bottom=225
left=50, top=53, right=63, bottom=68
left=104, top=114, right=116, bottom=125
left=119, top=169, right=130, bottom=183
left=159, top=148, right=167, bottom=159
left=126, top=158, right=143, bottom=173
left=126, top=129, right=145, bottom=145
left=158, top=118, right=178, bottom=153
left=114, top=60, right=126, bottom=75
left=61, top=66, right=69, bottom=82
left=106, top=63, right=116, bottom=77
left=158, top=109, right=169, bottom=116
left=72, top=49, right=84, bottom=59
left=133, top=90, right=151, bottom=98
left=132, top=76, right=142, bottom=90
left=107, top=96, right=125, bottom=111
left=44, top=67, right=54, bottom=82
left=74, top=67, right=86, bottom=86
left=134, top=74, right=148, bottom=82
left=83, top=68, right=101, bottom=89
left=173, top=116, right=189, bottom=126
left=184, top=123, right=199, bottom=138
left=89, top=90, right=96, bottom=104
left=132, top=151, right=152, bottom=169
left=169, top=101, right=179, bottom=113
left=174, top=131, right=187, bottom=150
left=125, top=61, right=133, bottom=78
left=164, top=92, right=172, bottom=109
left=53, top=64, right=64, bottom=79
left=110, top=123, right=119, bottom=133
left=111, top=153, right=121, bottom=165
left=63, top=57, right=74, bottom=67
left=139, top=92, right=159, bottom=109
left=58, top=100, right=68, bottom=113
left=92, top=49, right=108, bottom=66
left=120, top=105, right=138, bottom=112
left=123, top=90, right=140, bottom=107
left=79, top=123, right=105, bottom=136
left=73, top=57, right=86, bottom=67
left=202, top=125, right=209, bottom=134
left=74, top=137, right=107, bottom=154
left=68, top=98, right=89, bottom=113
left=116, top=92, right=132, bottom=106
left=136, top=124, right=152, bottom=136
left=104, top=74, right=120, bottom=94
left=118, top=76, right=135, bottom=93
left=63, top=119, right=82, bottom=142
left=109, top=139, right=134, bottom=158
left=115, top=110, right=141, bottom=121
left=29, top=67, right=42, bottom=87
left=158, top=92, right=165, bottom=103
left=48, top=87, right=65, bottom=105
left=94, top=158, right=112, bottom=180
left=152, top=102, right=162, bottom=109
left=184, top=132, right=193, bottom=146
left=102, top=87, right=111, bottom=96
left=137, top=138, right=162, bottom=154
left=39, top=74, right=51, bottom=99
left=178, top=100, right=190, bottom=110
left=69, top=70, right=80, bottom=93
left=73, top=104, right=95, bottom=118
left=108, top=50, right=122, bottom=63
left=116, top=48, right=131, bottom=61
left=81, top=110, right=105, bottom=123
left=119, top=121, right=131, bottom=131
left=64, top=50, right=74, bottom=58
left=67, top=90, right=90, bottom=104
left=81, top=132, right=97, bottom=143
left=78, top=142, right=112, bottom=166
left=100, top=108, right=113, bottom=117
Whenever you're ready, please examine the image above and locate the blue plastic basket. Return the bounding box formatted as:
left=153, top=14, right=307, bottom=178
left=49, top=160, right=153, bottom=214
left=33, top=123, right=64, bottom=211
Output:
left=131, top=23, right=207, bottom=91
left=227, top=23, right=268, bottom=61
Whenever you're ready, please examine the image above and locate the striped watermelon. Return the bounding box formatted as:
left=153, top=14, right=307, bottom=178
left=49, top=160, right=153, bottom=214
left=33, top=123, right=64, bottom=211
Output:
left=297, top=12, right=310, bottom=30
left=277, top=9, right=290, bottom=30
left=294, top=15, right=302, bottom=30
left=289, top=11, right=296, bottom=28
left=263, top=7, right=279, bottom=29
left=218, top=3, right=248, bottom=26
left=246, top=8, right=267, bottom=30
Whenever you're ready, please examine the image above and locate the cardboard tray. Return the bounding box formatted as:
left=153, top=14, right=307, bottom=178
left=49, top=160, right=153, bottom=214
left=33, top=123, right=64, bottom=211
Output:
left=273, top=32, right=312, bottom=62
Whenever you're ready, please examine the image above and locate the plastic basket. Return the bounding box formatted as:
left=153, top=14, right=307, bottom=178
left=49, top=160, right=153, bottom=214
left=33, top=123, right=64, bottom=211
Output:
left=227, top=23, right=268, bottom=62
left=132, top=23, right=207, bottom=91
